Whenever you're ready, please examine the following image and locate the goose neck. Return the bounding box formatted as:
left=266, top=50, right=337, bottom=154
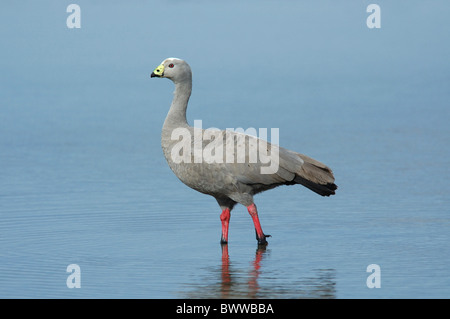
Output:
left=164, top=80, right=192, bottom=127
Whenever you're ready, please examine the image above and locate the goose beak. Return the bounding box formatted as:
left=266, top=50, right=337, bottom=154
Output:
left=151, top=64, right=164, bottom=78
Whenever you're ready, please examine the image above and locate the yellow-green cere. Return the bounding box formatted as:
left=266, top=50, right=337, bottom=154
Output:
left=153, top=64, right=165, bottom=76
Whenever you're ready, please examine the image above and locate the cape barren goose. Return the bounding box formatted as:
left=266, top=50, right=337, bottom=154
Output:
left=151, top=58, right=337, bottom=245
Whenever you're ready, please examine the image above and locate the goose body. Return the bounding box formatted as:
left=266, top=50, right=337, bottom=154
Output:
left=151, top=58, right=337, bottom=245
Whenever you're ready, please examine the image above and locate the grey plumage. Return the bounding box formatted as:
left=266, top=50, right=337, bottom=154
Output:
left=151, top=57, right=337, bottom=244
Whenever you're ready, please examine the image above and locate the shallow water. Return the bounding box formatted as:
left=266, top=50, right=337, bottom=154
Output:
left=1, top=1, right=449, bottom=298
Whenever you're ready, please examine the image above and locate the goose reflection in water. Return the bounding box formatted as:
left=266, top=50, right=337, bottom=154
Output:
left=183, top=245, right=337, bottom=299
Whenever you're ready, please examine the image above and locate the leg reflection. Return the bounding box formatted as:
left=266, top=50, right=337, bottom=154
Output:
left=220, top=244, right=231, bottom=297
left=248, top=246, right=267, bottom=298
left=220, top=244, right=268, bottom=299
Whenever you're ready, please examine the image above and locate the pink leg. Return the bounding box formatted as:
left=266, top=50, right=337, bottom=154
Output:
left=220, top=208, right=231, bottom=244
left=247, top=203, right=271, bottom=245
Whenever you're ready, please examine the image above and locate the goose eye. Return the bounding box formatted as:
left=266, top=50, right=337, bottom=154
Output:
left=168, top=63, right=174, bottom=68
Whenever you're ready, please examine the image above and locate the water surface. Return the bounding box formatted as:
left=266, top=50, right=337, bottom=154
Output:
left=1, top=1, right=449, bottom=298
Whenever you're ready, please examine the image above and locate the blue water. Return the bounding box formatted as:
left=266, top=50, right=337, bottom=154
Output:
left=1, top=1, right=449, bottom=298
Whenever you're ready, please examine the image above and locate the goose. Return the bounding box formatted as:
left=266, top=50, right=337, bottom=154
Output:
left=150, top=58, right=337, bottom=245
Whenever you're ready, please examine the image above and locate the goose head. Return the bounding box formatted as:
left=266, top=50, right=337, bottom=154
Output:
left=151, top=58, right=192, bottom=84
